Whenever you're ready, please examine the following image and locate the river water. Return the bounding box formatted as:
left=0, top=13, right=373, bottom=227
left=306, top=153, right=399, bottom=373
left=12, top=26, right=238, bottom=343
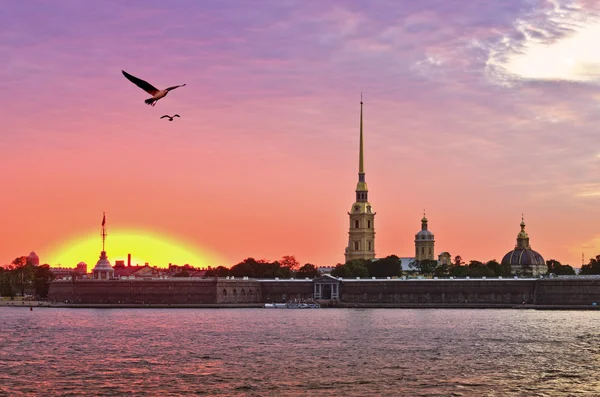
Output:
left=1, top=308, right=599, bottom=396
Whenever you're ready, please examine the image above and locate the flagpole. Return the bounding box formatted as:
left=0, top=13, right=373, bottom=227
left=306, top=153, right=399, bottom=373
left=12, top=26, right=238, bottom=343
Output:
left=101, top=212, right=107, bottom=252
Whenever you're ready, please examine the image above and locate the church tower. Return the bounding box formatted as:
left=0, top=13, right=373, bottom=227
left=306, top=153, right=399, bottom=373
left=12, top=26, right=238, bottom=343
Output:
left=345, top=96, right=376, bottom=262
left=415, top=212, right=435, bottom=261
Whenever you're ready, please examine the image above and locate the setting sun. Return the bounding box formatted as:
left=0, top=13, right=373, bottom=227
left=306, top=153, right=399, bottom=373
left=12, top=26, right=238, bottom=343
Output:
left=44, top=229, right=224, bottom=268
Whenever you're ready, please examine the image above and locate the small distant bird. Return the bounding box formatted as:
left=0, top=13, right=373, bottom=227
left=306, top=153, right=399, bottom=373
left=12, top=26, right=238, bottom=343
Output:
left=160, top=114, right=180, bottom=121
left=122, top=70, right=186, bottom=106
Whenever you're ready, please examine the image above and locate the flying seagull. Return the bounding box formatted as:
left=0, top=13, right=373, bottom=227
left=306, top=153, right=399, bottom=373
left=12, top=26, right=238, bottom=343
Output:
left=122, top=70, right=186, bottom=106
left=160, top=114, right=180, bottom=121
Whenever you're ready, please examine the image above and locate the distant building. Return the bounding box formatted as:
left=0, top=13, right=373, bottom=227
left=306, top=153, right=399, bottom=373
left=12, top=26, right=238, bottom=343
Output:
left=76, top=262, right=87, bottom=275
left=27, top=251, right=39, bottom=266
left=113, top=264, right=153, bottom=279
left=50, top=263, right=87, bottom=280
left=438, top=252, right=452, bottom=266
left=398, top=257, right=416, bottom=273
left=501, top=216, right=546, bottom=277
left=345, top=97, right=376, bottom=262
left=415, top=214, right=435, bottom=262
left=317, top=266, right=335, bottom=274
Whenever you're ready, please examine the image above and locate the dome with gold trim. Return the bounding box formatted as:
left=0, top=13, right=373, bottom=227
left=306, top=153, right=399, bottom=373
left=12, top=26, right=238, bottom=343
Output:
left=501, top=217, right=546, bottom=277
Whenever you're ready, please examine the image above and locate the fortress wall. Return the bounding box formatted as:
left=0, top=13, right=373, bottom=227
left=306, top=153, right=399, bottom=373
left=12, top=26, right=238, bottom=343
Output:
left=340, top=280, right=536, bottom=304
left=259, top=281, right=313, bottom=302
left=48, top=279, right=218, bottom=304
left=47, top=277, right=600, bottom=306
left=534, top=278, right=600, bottom=305
left=216, top=280, right=262, bottom=303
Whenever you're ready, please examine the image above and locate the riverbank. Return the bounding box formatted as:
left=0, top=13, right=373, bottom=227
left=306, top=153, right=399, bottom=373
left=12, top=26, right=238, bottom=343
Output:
left=2, top=301, right=599, bottom=310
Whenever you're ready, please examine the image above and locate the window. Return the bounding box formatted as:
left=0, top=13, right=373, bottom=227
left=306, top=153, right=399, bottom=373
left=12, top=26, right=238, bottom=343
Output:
left=222, top=289, right=227, bottom=296
left=233, top=289, right=237, bottom=295
left=421, top=247, right=425, bottom=254
left=367, top=220, right=371, bottom=228
left=368, top=241, right=372, bottom=251
left=354, top=241, right=359, bottom=250
left=241, top=289, right=245, bottom=296
left=355, top=220, right=359, bottom=228
left=429, top=247, right=432, bottom=255
left=248, top=289, right=253, bottom=295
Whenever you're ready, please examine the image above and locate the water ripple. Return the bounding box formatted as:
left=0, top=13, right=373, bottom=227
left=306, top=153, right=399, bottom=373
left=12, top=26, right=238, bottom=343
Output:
left=1, top=308, right=600, bottom=396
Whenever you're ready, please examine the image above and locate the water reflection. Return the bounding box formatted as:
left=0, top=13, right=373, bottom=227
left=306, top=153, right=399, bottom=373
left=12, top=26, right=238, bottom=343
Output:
left=1, top=308, right=600, bottom=396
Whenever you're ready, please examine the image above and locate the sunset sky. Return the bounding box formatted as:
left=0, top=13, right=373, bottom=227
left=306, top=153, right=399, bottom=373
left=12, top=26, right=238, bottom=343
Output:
left=2, top=0, right=600, bottom=269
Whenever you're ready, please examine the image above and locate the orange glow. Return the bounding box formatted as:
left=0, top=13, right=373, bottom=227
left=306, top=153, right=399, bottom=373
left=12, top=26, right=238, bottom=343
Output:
left=44, top=229, right=224, bottom=268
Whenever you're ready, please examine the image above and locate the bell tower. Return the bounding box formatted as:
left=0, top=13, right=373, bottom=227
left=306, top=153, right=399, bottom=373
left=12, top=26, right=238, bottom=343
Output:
left=415, top=211, right=435, bottom=261
left=345, top=95, right=376, bottom=262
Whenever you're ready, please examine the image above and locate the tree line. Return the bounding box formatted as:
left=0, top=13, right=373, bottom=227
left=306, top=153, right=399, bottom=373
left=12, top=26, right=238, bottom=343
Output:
left=0, top=256, right=55, bottom=299
left=3, top=253, right=600, bottom=296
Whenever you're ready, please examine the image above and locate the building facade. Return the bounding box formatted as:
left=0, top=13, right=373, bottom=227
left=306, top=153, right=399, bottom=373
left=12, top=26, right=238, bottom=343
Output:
left=345, top=97, right=376, bottom=262
left=415, top=214, right=435, bottom=261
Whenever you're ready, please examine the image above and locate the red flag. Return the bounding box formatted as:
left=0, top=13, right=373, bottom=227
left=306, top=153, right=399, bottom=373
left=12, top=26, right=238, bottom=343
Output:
left=102, top=213, right=106, bottom=226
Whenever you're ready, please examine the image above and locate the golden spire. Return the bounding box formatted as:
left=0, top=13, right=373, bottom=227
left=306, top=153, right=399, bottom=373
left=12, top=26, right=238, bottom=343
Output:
left=359, top=92, right=364, bottom=175
left=355, top=93, right=368, bottom=195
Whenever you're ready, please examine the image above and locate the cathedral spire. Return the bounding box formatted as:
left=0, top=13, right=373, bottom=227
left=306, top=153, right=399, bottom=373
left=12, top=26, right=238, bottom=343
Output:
left=359, top=92, right=364, bottom=176
left=345, top=95, right=375, bottom=262
left=355, top=95, right=368, bottom=200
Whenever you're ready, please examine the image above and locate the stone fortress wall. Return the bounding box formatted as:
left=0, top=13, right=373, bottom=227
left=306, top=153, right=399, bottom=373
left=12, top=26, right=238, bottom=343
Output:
left=48, top=277, right=600, bottom=306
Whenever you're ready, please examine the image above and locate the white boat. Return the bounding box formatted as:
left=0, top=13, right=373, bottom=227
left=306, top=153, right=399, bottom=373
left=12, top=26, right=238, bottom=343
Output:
left=264, top=302, right=320, bottom=309
left=264, top=303, right=287, bottom=309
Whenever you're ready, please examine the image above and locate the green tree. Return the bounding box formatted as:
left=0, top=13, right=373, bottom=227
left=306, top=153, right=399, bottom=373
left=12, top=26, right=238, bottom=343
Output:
left=279, top=255, right=300, bottom=271
left=205, top=266, right=230, bottom=278
left=580, top=255, right=600, bottom=275
left=331, top=260, right=369, bottom=278
left=449, top=265, right=470, bottom=278
left=367, top=255, right=402, bottom=278
left=0, top=267, right=14, bottom=297
left=34, top=264, right=55, bottom=298
left=434, top=262, right=450, bottom=277
left=546, top=259, right=576, bottom=276
left=453, top=255, right=464, bottom=267
left=515, top=263, right=533, bottom=277
left=296, top=263, right=320, bottom=279
left=410, top=259, right=438, bottom=276
left=228, top=258, right=292, bottom=279
left=485, top=260, right=511, bottom=277
left=12, top=256, right=34, bottom=296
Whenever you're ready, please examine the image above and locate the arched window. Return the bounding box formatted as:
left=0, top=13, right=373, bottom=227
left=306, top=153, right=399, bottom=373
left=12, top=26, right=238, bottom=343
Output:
left=355, top=220, right=359, bottom=228
left=354, top=241, right=359, bottom=250
left=429, top=247, right=432, bottom=255
left=248, top=289, right=253, bottom=295
left=222, top=289, right=227, bottom=296
left=233, top=289, right=237, bottom=295
left=421, top=247, right=425, bottom=254
left=367, top=220, right=371, bottom=228
left=241, top=289, right=245, bottom=295
left=368, top=241, right=372, bottom=251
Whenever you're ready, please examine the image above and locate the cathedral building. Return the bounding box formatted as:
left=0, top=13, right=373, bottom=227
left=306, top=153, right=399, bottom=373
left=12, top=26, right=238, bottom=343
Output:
left=345, top=97, right=376, bottom=262
left=501, top=216, right=546, bottom=277
left=415, top=213, right=435, bottom=261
